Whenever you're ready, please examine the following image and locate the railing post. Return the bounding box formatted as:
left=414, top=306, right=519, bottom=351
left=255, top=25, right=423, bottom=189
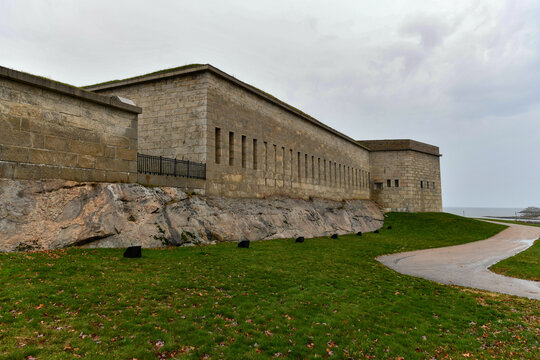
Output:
left=187, top=160, right=190, bottom=179
left=159, top=156, right=163, bottom=175
left=173, top=157, right=177, bottom=177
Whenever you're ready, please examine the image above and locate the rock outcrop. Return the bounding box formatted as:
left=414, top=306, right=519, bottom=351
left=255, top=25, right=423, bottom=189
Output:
left=0, top=179, right=384, bottom=252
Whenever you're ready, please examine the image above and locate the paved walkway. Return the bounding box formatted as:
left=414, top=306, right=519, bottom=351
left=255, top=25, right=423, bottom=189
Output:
left=377, top=222, right=540, bottom=300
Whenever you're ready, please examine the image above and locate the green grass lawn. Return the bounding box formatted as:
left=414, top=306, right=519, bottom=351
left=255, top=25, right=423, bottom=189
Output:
left=477, top=218, right=540, bottom=281
left=490, top=239, right=540, bottom=281
left=1, top=213, right=538, bottom=359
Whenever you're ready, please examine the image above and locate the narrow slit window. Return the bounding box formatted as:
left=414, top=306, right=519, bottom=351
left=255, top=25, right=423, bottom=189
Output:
left=252, top=139, right=258, bottom=170
left=273, top=144, right=277, bottom=174
left=318, top=158, right=321, bottom=184
left=395, top=179, right=399, bottom=187
left=241, top=135, right=246, bottom=168
left=290, top=149, right=293, bottom=178
left=214, top=127, right=221, bottom=164
left=264, top=142, right=268, bottom=172
left=329, top=161, right=332, bottom=185
left=228, top=131, right=234, bottom=165
left=334, top=163, right=337, bottom=187
left=311, top=156, right=314, bottom=181
left=323, top=159, right=327, bottom=185
left=297, top=152, right=301, bottom=181
left=387, top=179, right=391, bottom=187
left=282, top=147, right=285, bottom=175
left=304, top=154, right=308, bottom=179
left=420, top=180, right=423, bottom=188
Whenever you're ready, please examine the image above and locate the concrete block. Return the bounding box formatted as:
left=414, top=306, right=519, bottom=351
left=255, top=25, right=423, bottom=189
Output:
left=70, top=140, right=104, bottom=157
left=60, top=167, right=90, bottom=182
left=0, top=129, right=32, bottom=147
left=41, top=165, right=61, bottom=180
left=1, top=145, right=29, bottom=162
left=78, top=154, right=96, bottom=169
left=115, top=148, right=137, bottom=161
left=90, top=169, right=107, bottom=182
left=13, top=163, right=41, bottom=180
left=0, top=161, right=14, bottom=179
left=45, top=136, right=70, bottom=152
left=29, top=149, right=78, bottom=167
left=106, top=171, right=129, bottom=183
left=96, top=157, right=129, bottom=172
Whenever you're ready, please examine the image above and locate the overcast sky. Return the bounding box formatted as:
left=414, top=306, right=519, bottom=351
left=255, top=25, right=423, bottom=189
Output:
left=1, top=0, right=539, bottom=208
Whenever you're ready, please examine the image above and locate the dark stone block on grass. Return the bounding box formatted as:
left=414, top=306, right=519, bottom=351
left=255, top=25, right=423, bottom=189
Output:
left=295, top=236, right=305, bottom=243
left=238, top=240, right=250, bottom=248
left=123, top=246, right=141, bottom=258
left=374, top=229, right=379, bottom=234
left=356, top=231, right=362, bottom=236
left=331, top=234, right=338, bottom=239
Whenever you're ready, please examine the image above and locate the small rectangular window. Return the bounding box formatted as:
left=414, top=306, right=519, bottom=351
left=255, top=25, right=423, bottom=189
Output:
left=241, top=135, right=246, bottom=168
left=387, top=179, right=391, bottom=187
left=427, top=181, right=429, bottom=189
left=228, top=132, right=234, bottom=165
left=375, top=182, right=383, bottom=190
left=432, top=182, right=435, bottom=189
left=420, top=180, right=423, bottom=188
left=214, top=127, right=221, bottom=164
left=395, top=179, right=399, bottom=187
left=252, top=139, right=258, bottom=170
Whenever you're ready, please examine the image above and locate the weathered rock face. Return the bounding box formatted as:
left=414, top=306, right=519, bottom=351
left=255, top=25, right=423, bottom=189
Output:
left=0, top=179, right=384, bottom=252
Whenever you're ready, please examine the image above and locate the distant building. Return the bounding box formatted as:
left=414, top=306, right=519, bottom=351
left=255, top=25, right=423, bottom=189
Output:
left=0, top=64, right=442, bottom=212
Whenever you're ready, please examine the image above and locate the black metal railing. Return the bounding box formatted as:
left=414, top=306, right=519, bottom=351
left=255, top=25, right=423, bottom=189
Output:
left=137, top=153, right=206, bottom=179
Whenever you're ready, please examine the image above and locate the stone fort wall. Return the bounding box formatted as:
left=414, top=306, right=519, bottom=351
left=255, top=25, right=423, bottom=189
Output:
left=0, top=64, right=443, bottom=212
left=89, top=66, right=372, bottom=201
left=0, top=67, right=141, bottom=183
left=93, top=72, right=208, bottom=163
left=206, top=72, right=371, bottom=200
left=360, top=140, right=442, bottom=212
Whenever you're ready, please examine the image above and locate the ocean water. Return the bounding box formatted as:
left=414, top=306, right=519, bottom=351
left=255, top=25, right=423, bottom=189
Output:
left=443, top=207, right=524, bottom=219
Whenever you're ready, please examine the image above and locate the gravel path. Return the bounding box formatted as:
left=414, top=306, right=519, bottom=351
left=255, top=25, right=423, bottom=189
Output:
left=377, top=222, right=540, bottom=300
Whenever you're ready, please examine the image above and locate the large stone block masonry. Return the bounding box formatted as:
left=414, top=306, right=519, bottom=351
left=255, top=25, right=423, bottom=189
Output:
left=0, top=66, right=141, bottom=183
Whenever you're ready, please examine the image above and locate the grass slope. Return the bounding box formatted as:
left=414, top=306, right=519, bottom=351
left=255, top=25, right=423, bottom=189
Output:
left=1, top=213, right=538, bottom=359
left=490, top=239, right=540, bottom=281
left=479, top=219, right=540, bottom=281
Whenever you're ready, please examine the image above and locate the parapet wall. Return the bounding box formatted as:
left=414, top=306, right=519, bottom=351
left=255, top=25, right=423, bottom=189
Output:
left=0, top=67, right=141, bottom=183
